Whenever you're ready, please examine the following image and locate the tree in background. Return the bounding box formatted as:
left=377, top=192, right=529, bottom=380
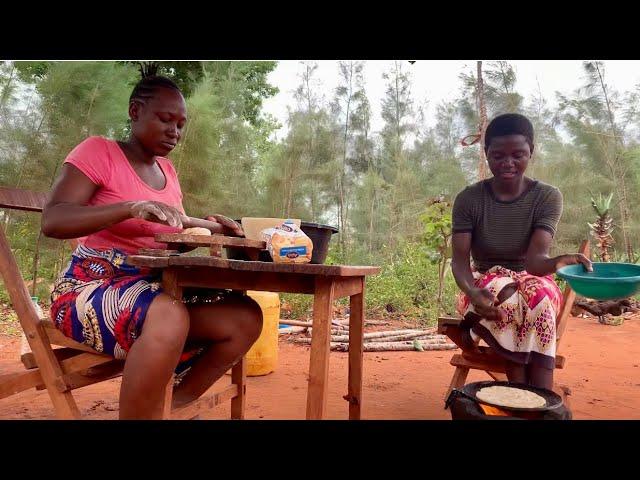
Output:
left=419, top=196, right=452, bottom=311
left=589, top=192, right=615, bottom=262
left=3, top=59, right=640, bottom=321
left=379, top=62, right=420, bottom=249
left=557, top=61, right=640, bottom=261
left=331, top=61, right=364, bottom=258
left=458, top=61, right=524, bottom=182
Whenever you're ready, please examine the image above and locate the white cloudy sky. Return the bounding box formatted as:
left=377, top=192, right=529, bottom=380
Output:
left=262, top=60, right=640, bottom=139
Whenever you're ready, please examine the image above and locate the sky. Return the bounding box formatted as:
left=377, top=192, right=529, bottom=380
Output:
left=262, top=60, right=640, bottom=140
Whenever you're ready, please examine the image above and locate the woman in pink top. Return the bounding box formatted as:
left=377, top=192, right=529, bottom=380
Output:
left=42, top=75, right=262, bottom=419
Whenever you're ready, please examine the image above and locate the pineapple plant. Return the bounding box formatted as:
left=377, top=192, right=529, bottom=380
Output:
left=588, top=192, right=615, bottom=262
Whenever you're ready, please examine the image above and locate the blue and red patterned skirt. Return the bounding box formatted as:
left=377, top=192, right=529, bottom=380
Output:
left=50, top=245, right=223, bottom=376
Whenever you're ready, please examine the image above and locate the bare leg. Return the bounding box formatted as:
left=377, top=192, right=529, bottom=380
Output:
left=527, top=364, right=554, bottom=390
left=172, top=295, right=262, bottom=408
left=119, top=293, right=190, bottom=419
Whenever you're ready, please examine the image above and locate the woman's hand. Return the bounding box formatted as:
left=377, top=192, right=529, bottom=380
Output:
left=468, top=287, right=505, bottom=322
left=129, top=201, right=184, bottom=228
left=555, top=253, right=593, bottom=272
left=205, top=214, right=244, bottom=236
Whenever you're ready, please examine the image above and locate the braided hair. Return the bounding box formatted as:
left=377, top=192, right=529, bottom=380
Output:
left=129, top=75, right=182, bottom=105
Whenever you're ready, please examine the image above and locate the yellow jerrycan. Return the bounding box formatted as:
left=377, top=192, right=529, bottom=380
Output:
left=245, top=290, right=280, bottom=376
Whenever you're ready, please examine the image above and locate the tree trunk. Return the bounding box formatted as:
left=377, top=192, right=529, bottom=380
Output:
left=368, top=185, right=375, bottom=256
left=31, top=231, right=43, bottom=297
left=339, top=63, right=353, bottom=258
left=477, top=61, right=489, bottom=181
left=0, top=63, right=16, bottom=109
left=331, top=341, right=458, bottom=352
left=595, top=62, right=633, bottom=259
left=618, top=179, right=634, bottom=260
left=437, top=256, right=445, bottom=310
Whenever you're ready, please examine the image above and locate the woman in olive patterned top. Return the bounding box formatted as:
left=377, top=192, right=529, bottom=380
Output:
left=451, top=113, right=592, bottom=390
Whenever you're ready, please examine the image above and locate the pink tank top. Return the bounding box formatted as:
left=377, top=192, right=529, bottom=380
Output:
left=64, top=136, right=184, bottom=254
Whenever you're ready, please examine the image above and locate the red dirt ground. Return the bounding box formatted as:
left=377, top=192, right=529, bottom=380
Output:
left=1, top=316, right=639, bottom=420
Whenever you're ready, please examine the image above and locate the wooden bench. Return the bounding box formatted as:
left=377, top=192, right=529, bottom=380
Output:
left=438, top=239, right=589, bottom=405
left=0, top=186, right=246, bottom=419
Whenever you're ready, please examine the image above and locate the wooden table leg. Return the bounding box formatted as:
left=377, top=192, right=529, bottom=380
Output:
left=156, top=375, right=175, bottom=420
left=231, top=356, right=246, bottom=419
left=160, top=268, right=181, bottom=420
left=347, top=277, right=365, bottom=420
left=306, top=277, right=335, bottom=420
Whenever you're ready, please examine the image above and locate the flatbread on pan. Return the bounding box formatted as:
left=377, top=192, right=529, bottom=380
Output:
left=476, top=385, right=546, bottom=409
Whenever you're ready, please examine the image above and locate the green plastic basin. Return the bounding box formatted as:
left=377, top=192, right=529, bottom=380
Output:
left=556, top=262, right=640, bottom=300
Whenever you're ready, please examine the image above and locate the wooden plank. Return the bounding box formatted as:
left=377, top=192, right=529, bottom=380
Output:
left=22, top=345, right=114, bottom=392
left=230, top=357, right=246, bottom=420
left=127, top=254, right=380, bottom=277
left=156, top=270, right=182, bottom=419
left=137, top=248, right=180, bottom=257
left=171, top=384, right=238, bottom=420
left=171, top=256, right=380, bottom=276
left=21, top=347, right=86, bottom=370
left=0, top=369, right=43, bottom=399
left=333, top=277, right=364, bottom=299
left=58, top=352, right=115, bottom=376
left=157, top=377, right=175, bottom=420
left=60, top=361, right=123, bottom=391
left=347, top=278, right=365, bottom=420
left=175, top=267, right=316, bottom=294
left=0, top=187, right=47, bottom=212
left=126, top=255, right=170, bottom=268
left=155, top=233, right=265, bottom=249
left=41, top=322, right=101, bottom=353
left=441, top=242, right=585, bottom=400
left=306, top=277, right=335, bottom=420
left=557, top=239, right=590, bottom=347
left=163, top=268, right=183, bottom=300
left=451, top=354, right=507, bottom=374
left=451, top=353, right=565, bottom=372
left=445, top=366, right=470, bottom=402
left=0, top=225, right=81, bottom=418
left=438, top=316, right=463, bottom=335
left=438, top=315, right=463, bottom=326
left=488, top=372, right=508, bottom=382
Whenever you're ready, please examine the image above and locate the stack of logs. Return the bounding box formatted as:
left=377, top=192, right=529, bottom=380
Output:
left=572, top=298, right=640, bottom=325
left=279, top=319, right=458, bottom=352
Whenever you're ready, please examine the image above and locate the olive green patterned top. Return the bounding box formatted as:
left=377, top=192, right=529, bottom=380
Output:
left=452, top=179, right=563, bottom=272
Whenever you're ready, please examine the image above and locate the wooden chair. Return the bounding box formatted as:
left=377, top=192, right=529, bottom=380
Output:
left=438, top=239, right=590, bottom=405
left=0, top=186, right=246, bottom=419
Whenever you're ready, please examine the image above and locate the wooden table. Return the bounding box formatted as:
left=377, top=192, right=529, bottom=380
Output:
left=126, top=254, right=380, bottom=420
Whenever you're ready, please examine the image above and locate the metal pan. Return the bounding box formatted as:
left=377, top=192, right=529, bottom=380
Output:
left=460, top=381, right=563, bottom=413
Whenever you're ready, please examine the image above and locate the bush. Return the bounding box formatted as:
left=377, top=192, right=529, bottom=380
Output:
left=366, top=242, right=457, bottom=325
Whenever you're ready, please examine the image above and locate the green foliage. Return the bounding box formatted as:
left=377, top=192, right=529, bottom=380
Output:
left=0, top=308, right=21, bottom=336
left=419, top=199, right=453, bottom=311
left=3, top=60, right=640, bottom=323
left=419, top=200, right=452, bottom=263
left=280, top=293, right=314, bottom=320
left=366, top=242, right=458, bottom=325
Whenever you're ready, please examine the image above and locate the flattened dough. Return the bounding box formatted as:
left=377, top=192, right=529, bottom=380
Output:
left=476, top=386, right=546, bottom=409
left=182, top=227, right=212, bottom=236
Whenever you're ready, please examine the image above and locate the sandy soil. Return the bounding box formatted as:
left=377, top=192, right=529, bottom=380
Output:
left=1, top=316, right=638, bottom=420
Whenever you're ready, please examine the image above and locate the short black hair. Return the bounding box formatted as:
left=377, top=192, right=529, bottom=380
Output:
left=129, top=75, right=182, bottom=105
left=484, top=113, right=534, bottom=152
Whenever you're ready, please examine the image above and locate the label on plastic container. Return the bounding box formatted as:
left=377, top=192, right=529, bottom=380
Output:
left=279, top=246, right=308, bottom=259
